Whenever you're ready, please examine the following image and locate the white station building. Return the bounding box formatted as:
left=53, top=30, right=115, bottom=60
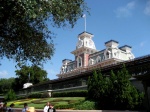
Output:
left=57, top=31, right=135, bottom=78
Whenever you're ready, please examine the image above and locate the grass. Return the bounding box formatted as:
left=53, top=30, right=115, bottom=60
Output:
left=7, top=97, right=86, bottom=109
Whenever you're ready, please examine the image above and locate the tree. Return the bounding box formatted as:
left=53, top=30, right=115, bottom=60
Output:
left=88, top=70, right=110, bottom=101
left=14, top=65, right=49, bottom=90
left=5, top=89, right=16, bottom=101
left=0, top=78, right=15, bottom=94
left=109, top=66, right=144, bottom=109
left=0, top=0, right=88, bottom=66
left=88, top=65, right=144, bottom=110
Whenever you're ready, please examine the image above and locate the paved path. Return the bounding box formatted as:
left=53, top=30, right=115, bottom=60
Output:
left=14, top=108, right=145, bottom=112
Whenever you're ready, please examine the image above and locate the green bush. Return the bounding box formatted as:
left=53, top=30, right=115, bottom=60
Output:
left=16, top=95, right=27, bottom=100
left=74, top=100, right=96, bottom=110
left=55, top=104, right=74, bottom=109
left=28, top=93, right=42, bottom=98
left=5, top=89, right=16, bottom=101
left=88, top=65, right=145, bottom=110
left=68, top=100, right=78, bottom=104
left=41, top=92, right=50, bottom=98
left=52, top=90, right=87, bottom=97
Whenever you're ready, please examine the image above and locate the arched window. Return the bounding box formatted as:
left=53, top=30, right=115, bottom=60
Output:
left=96, top=56, right=101, bottom=63
left=67, top=66, right=71, bottom=72
left=104, top=50, right=111, bottom=59
left=89, top=58, right=94, bottom=65
left=60, top=65, right=66, bottom=74
left=77, top=56, right=82, bottom=68
left=106, top=52, right=109, bottom=58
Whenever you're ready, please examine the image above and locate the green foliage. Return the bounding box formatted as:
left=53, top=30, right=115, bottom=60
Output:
left=0, top=78, right=15, bottom=94
left=27, top=92, right=50, bottom=98
left=28, top=93, right=42, bottom=98
left=88, top=65, right=144, bottom=110
left=88, top=70, right=110, bottom=101
left=52, top=90, right=88, bottom=97
left=41, top=92, right=50, bottom=98
left=13, top=65, right=48, bottom=90
left=0, top=0, right=88, bottom=66
left=5, top=89, right=16, bottom=101
left=74, top=100, right=96, bottom=110
left=7, top=97, right=86, bottom=109
left=16, top=95, right=27, bottom=100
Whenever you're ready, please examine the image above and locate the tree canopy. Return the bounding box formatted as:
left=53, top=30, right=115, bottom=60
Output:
left=88, top=65, right=144, bottom=110
left=15, top=65, right=48, bottom=84
left=0, top=78, right=15, bottom=94
left=0, top=0, right=88, bottom=66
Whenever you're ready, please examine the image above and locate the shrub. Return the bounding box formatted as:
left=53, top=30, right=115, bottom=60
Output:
left=41, top=92, right=50, bottom=98
left=28, top=93, right=42, bottom=98
left=88, top=65, right=144, bottom=110
left=5, top=89, right=16, bottom=101
left=52, top=90, right=87, bottom=97
left=55, top=104, right=74, bottom=109
left=74, top=100, right=96, bottom=110
left=16, top=95, right=27, bottom=100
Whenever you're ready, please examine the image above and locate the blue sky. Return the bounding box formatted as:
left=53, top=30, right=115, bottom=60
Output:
left=0, top=0, right=150, bottom=80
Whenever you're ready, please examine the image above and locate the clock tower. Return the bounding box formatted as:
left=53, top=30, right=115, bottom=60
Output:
left=71, top=32, right=97, bottom=68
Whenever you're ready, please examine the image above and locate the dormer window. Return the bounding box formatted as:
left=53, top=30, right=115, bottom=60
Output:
left=89, top=58, right=94, bottom=65
left=96, top=56, right=101, bottom=63
left=106, top=52, right=109, bottom=58
left=104, top=49, right=111, bottom=59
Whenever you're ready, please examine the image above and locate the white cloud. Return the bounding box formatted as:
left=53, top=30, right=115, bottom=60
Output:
left=127, top=1, right=135, bottom=9
left=0, top=70, right=8, bottom=78
left=140, top=41, right=146, bottom=47
left=114, top=1, right=135, bottom=18
left=144, top=0, right=150, bottom=16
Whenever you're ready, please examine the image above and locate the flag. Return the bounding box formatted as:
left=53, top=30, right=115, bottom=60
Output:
left=82, top=14, right=86, bottom=18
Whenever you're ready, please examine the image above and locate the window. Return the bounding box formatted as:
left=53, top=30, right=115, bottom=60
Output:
left=96, top=56, right=101, bottom=63
left=106, top=52, right=109, bottom=58
left=67, top=66, right=71, bottom=72
left=89, top=58, right=94, bottom=65
left=104, top=50, right=111, bottom=59
left=77, top=56, right=82, bottom=68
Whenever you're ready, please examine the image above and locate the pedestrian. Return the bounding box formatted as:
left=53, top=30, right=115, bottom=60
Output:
left=2, top=102, right=8, bottom=112
left=8, top=103, right=15, bottom=112
left=43, top=102, right=49, bottom=112
left=0, top=101, right=3, bottom=109
left=47, top=104, right=56, bottom=112
left=22, top=103, right=28, bottom=112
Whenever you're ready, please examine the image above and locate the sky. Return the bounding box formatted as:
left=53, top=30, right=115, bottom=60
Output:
left=0, top=0, right=150, bottom=80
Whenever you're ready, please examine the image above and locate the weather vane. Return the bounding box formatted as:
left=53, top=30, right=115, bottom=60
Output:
left=82, top=14, right=86, bottom=32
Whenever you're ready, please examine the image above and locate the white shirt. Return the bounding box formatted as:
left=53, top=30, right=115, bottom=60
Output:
left=43, top=106, right=49, bottom=112
left=22, top=107, right=28, bottom=112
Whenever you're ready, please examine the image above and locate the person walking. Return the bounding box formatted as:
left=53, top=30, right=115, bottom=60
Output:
left=8, top=103, right=15, bottom=112
left=47, top=104, right=56, bottom=112
left=1, top=102, right=8, bottom=112
left=43, top=102, right=50, bottom=112
left=22, top=103, right=28, bottom=112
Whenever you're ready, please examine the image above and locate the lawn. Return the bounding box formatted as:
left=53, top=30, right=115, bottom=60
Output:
left=7, top=97, right=86, bottom=109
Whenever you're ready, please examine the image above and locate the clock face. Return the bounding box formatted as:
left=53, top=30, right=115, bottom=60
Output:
left=78, top=40, right=83, bottom=47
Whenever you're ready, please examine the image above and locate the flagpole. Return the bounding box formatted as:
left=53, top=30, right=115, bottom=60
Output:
left=82, top=14, right=86, bottom=32
left=85, top=15, right=86, bottom=32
